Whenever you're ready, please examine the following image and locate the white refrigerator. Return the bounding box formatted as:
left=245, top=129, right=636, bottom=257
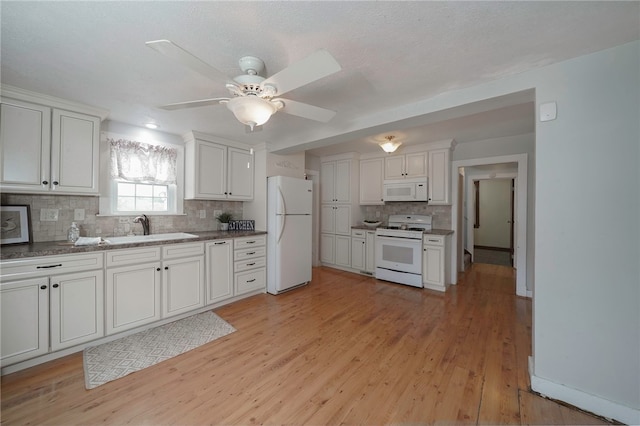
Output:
left=267, top=176, right=313, bottom=295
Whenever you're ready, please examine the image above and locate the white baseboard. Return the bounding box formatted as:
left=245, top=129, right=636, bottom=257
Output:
left=529, top=357, right=640, bottom=425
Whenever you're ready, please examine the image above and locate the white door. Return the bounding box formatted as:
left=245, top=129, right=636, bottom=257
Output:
left=351, top=238, right=366, bottom=270
left=227, top=147, right=253, bottom=200
left=196, top=141, right=226, bottom=198
left=359, top=158, right=384, bottom=205
left=162, top=256, right=205, bottom=318
left=334, top=235, right=351, bottom=267
left=320, top=233, right=335, bottom=264
left=334, top=160, right=351, bottom=203
left=423, top=246, right=444, bottom=286
left=275, top=214, right=312, bottom=291
left=320, top=205, right=336, bottom=233
left=334, top=205, right=352, bottom=235
left=428, top=149, right=450, bottom=204
left=320, top=161, right=335, bottom=203
left=384, top=155, right=405, bottom=179
left=405, top=152, right=427, bottom=178
left=365, top=231, right=376, bottom=273
left=206, top=240, right=233, bottom=304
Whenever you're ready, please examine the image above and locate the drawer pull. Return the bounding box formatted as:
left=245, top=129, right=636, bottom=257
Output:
left=37, top=264, right=62, bottom=269
left=214, top=241, right=227, bottom=245
left=246, top=278, right=256, bottom=283
left=245, top=241, right=256, bottom=244
left=246, top=262, right=256, bottom=266
left=246, top=252, right=256, bottom=255
left=427, top=239, right=439, bottom=243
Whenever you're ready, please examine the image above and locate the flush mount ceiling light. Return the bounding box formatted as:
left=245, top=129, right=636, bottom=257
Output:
left=223, top=96, right=283, bottom=131
left=379, top=135, right=402, bottom=153
left=144, top=122, right=159, bottom=129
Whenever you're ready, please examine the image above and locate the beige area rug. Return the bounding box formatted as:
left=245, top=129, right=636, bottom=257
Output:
left=83, top=311, right=235, bottom=389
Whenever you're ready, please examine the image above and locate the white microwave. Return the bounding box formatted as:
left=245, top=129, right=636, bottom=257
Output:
left=383, top=178, right=428, bottom=202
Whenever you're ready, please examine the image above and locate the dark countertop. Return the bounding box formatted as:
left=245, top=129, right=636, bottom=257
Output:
left=0, top=231, right=267, bottom=260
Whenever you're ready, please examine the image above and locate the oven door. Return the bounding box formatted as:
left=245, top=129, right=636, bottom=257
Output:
left=375, top=235, right=422, bottom=274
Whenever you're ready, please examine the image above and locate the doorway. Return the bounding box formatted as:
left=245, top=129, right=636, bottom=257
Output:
left=473, top=178, right=514, bottom=267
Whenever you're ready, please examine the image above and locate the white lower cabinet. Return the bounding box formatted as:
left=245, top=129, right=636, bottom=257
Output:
left=321, top=233, right=351, bottom=268
left=50, top=270, right=104, bottom=351
left=105, top=262, right=162, bottom=335
left=233, top=235, right=266, bottom=296
left=1, top=252, right=104, bottom=367
left=162, top=255, right=205, bottom=318
left=205, top=239, right=233, bottom=304
left=0, top=277, right=49, bottom=365
left=351, top=229, right=366, bottom=271
left=365, top=230, right=376, bottom=274
left=422, top=234, right=451, bottom=292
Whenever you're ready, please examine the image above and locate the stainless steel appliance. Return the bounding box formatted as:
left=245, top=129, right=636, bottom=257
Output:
left=382, top=178, right=428, bottom=202
left=375, top=214, right=432, bottom=287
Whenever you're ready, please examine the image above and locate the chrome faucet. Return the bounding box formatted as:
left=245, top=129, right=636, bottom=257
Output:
left=133, top=214, right=150, bottom=235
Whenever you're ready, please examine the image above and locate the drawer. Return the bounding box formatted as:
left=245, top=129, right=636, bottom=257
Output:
left=234, top=246, right=266, bottom=261
left=234, top=257, right=266, bottom=273
left=423, top=235, right=445, bottom=246
left=1, top=252, right=104, bottom=281
left=234, top=235, right=266, bottom=250
left=234, top=268, right=266, bottom=295
left=106, top=247, right=161, bottom=267
left=351, top=229, right=366, bottom=238
left=162, top=242, right=204, bottom=259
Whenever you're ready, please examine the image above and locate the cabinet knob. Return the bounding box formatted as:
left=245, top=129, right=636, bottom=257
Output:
left=42, top=180, right=48, bottom=185
left=52, top=283, right=59, bottom=288
left=164, top=266, right=169, bottom=270
left=40, top=285, right=47, bottom=290
left=229, top=192, right=232, bottom=195
left=224, top=192, right=228, bottom=195
left=52, top=181, right=59, bottom=186
left=156, top=267, right=161, bottom=271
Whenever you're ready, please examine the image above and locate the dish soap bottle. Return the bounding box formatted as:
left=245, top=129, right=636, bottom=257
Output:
left=68, top=222, right=80, bottom=243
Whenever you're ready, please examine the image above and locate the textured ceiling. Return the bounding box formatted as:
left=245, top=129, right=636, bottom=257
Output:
left=1, top=1, right=638, bottom=156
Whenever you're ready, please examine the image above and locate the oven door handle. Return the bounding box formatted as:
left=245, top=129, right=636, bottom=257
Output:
left=375, top=235, right=422, bottom=244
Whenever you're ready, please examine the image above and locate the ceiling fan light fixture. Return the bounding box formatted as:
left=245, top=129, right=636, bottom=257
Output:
left=379, top=135, right=401, bottom=153
left=226, top=96, right=277, bottom=130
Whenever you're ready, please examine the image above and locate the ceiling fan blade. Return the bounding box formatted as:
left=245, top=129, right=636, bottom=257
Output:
left=262, top=49, right=341, bottom=96
left=276, top=98, right=336, bottom=122
left=146, top=40, right=231, bottom=83
left=159, top=98, right=229, bottom=111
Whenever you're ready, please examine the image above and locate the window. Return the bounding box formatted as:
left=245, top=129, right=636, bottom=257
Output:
left=100, top=137, right=183, bottom=215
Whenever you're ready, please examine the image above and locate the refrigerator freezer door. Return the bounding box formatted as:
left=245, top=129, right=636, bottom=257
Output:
left=268, top=214, right=312, bottom=294
left=273, top=176, right=312, bottom=215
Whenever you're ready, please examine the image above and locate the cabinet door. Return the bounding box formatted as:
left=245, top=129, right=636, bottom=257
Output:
left=320, top=161, right=336, bottom=203
left=227, top=147, right=254, bottom=200
left=384, top=156, right=405, bottom=180
left=334, top=160, right=351, bottom=203
left=423, top=245, right=444, bottom=287
left=50, top=270, right=104, bottom=351
left=428, top=148, right=450, bottom=205
left=405, top=152, right=427, bottom=178
left=163, top=256, right=205, bottom=318
left=320, top=205, right=336, bottom=233
left=334, top=235, right=351, bottom=268
left=359, top=158, right=384, bottom=205
left=334, top=205, right=352, bottom=235
left=206, top=240, right=233, bottom=304
left=105, top=262, right=161, bottom=335
left=51, top=109, right=100, bottom=194
left=365, top=231, right=376, bottom=273
left=196, top=140, right=227, bottom=198
left=351, top=238, right=366, bottom=271
left=0, top=277, right=49, bottom=366
left=0, top=100, right=51, bottom=192
left=320, top=233, right=335, bottom=264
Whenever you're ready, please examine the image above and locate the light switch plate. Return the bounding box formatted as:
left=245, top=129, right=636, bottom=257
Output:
left=74, top=208, right=85, bottom=221
left=199, top=210, right=206, bottom=219
left=540, top=102, right=557, bottom=122
left=40, top=208, right=59, bottom=221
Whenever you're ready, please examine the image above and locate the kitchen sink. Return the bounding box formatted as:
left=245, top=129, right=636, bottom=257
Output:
left=104, top=232, right=199, bottom=245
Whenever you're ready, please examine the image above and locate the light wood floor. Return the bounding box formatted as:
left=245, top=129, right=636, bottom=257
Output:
left=1, top=264, right=611, bottom=425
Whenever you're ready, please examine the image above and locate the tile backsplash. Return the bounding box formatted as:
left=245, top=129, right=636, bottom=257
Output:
left=1, top=194, right=243, bottom=242
left=361, top=203, right=452, bottom=229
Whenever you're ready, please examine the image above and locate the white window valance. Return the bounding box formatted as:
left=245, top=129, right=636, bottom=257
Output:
left=109, top=138, right=177, bottom=184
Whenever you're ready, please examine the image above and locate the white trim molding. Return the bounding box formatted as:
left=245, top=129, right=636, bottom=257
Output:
left=529, top=357, right=640, bottom=425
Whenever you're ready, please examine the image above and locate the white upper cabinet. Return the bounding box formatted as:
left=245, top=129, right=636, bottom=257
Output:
left=0, top=97, right=101, bottom=195
left=427, top=148, right=450, bottom=205
left=359, top=157, right=384, bottom=205
left=384, top=152, right=427, bottom=180
left=321, top=159, right=351, bottom=203
left=184, top=134, right=254, bottom=201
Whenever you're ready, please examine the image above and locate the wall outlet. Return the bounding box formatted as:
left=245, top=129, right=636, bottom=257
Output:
left=199, top=210, right=206, bottom=219
left=40, top=208, right=59, bottom=221
left=74, top=208, right=85, bottom=221
left=118, top=217, right=130, bottom=224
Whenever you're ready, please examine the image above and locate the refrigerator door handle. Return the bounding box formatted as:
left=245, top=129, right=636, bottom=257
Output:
left=277, top=213, right=286, bottom=244
left=278, top=186, right=287, bottom=216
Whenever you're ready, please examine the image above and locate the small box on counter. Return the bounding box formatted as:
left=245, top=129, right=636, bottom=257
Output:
left=228, top=220, right=255, bottom=231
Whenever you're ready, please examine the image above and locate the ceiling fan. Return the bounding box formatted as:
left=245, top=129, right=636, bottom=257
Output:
left=146, top=40, right=342, bottom=130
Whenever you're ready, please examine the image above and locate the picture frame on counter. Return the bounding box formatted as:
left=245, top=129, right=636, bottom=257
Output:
left=1, top=205, right=32, bottom=245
